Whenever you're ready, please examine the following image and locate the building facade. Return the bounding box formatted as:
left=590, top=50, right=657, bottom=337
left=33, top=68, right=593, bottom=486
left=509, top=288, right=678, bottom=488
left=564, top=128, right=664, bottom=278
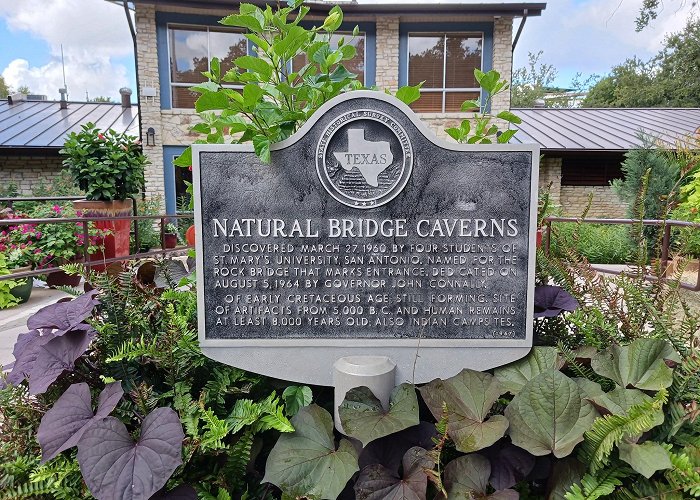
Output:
left=131, top=0, right=544, bottom=213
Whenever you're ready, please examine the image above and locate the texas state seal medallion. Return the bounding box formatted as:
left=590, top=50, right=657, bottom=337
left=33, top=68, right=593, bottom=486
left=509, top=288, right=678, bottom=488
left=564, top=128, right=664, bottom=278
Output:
left=316, top=109, right=413, bottom=209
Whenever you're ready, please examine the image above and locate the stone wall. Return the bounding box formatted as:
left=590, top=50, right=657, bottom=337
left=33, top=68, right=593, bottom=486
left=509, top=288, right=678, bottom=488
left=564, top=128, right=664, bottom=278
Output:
left=491, top=17, right=512, bottom=114
left=0, top=156, right=65, bottom=195
left=135, top=3, right=166, bottom=204
left=560, top=186, right=626, bottom=218
left=537, top=155, right=626, bottom=217
left=375, top=17, right=400, bottom=92
left=539, top=157, right=562, bottom=205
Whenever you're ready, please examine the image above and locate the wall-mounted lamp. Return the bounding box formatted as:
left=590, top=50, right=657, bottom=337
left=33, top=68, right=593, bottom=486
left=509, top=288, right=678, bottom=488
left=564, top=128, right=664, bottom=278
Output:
left=146, top=127, right=156, bottom=146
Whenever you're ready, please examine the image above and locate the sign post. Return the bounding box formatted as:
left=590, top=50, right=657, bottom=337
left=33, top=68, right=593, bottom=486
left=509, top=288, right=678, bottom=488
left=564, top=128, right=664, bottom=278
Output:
left=193, top=91, right=539, bottom=415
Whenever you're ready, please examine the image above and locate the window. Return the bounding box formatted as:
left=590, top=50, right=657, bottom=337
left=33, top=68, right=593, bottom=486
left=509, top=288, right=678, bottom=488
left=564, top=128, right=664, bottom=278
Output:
left=561, top=156, right=624, bottom=186
left=291, top=32, right=366, bottom=84
left=407, top=33, right=482, bottom=113
left=168, top=26, right=247, bottom=108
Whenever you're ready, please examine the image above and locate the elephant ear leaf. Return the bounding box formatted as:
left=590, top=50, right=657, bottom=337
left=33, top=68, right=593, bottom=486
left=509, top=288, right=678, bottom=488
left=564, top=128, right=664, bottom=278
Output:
left=38, top=381, right=123, bottom=463
left=443, top=454, right=519, bottom=500
left=263, top=404, right=359, bottom=499
left=339, top=383, right=419, bottom=446
left=589, top=387, right=664, bottom=427
left=28, top=290, right=99, bottom=335
left=419, top=369, right=508, bottom=453
left=618, top=441, right=672, bottom=478
left=354, top=447, right=433, bottom=500
left=13, top=330, right=95, bottom=395
left=504, top=370, right=598, bottom=458
left=591, top=338, right=680, bottom=390
left=77, top=407, right=184, bottom=500
left=494, top=347, right=564, bottom=395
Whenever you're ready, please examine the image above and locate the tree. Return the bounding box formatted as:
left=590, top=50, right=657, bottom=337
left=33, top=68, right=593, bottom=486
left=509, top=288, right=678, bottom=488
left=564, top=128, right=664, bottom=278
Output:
left=511, top=51, right=597, bottom=108
left=0, top=76, right=9, bottom=98
left=511, top=51, right=557, bottom=107
left=582, top=57, right=663, bottom=107
left=16, top=85, right=31, bottom=95
left=583, top=18, right=700, bottom=108
left=88, top=96, right=113, bottom=103
left=636, top=0, right=699, bottom=31
left=612, top=136, right=681, bottom=248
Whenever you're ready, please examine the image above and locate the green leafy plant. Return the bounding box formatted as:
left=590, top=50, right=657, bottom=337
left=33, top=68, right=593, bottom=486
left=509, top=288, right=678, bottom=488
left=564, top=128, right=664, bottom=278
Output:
left=0, top=253, right=20, bottom=309
left=174, top=0, right=422, bottom=172
left=445, top=68, right=522, bottom=144
left=550, top=222, right=635, bottom=264
left=60, top=122, right=147, bottom=201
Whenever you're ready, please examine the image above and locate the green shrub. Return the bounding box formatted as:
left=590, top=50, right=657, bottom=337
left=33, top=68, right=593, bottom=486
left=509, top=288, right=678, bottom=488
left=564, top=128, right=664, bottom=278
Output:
left=551, top=222, right=634, bottom=264
left=612, top=138, right=681, bottom=250
left=132, top=196, right=162, bottom=252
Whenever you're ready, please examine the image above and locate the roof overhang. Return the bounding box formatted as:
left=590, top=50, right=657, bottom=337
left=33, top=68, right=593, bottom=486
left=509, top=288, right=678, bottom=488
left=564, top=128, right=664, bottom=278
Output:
left=129, top=0, right=545, bottom=17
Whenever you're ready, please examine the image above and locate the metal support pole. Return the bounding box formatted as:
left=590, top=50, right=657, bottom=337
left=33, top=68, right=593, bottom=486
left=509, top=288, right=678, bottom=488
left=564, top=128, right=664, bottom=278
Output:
left=130, top=196, right=140, bottom=253
left=82, top=221, right=91, bottom=272
left=660, top=223, right=672, bottom=277
left=333, top=356, right=396, bottom=433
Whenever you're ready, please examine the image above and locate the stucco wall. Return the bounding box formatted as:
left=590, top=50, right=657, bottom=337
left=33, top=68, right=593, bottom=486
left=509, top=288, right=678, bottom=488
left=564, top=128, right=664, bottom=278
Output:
left=0, top=156, right=65, bottom=195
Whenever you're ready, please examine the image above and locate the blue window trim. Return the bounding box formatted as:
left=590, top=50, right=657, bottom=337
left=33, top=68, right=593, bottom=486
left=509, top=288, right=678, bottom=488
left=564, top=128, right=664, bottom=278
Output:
left=298, top=21, right=376, bottom=87
left=156, top=12, right=240, bottom=110
left=157, top=13, right=376, bottom=109
left=163, top=145, right=187, bottom=215
left=398, top=22, right=493, bottom=110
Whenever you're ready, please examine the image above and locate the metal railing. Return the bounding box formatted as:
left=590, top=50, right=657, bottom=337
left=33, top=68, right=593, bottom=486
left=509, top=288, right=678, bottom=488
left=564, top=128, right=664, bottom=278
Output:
left=543, top=216, right=700, bottom=291
left=1, top=195, right=142, bottom=251
left=0, top=211, right=192, bottom=282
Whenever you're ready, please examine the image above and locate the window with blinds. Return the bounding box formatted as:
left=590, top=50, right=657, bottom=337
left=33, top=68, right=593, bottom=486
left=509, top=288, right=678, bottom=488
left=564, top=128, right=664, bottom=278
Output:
left=292, top=32, right=366, bottom=84
left=168, top=26, right=247, bottom=108
left=408, top=33, right=482, bottom=113
left=561, top=156, right=624, bottom=186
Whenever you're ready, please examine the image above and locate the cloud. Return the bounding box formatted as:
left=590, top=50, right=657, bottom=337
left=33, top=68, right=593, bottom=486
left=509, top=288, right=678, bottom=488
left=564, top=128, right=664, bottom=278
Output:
left=514, top=0, right=695, bottom=85
left=0, top=0, right=134, bottom=100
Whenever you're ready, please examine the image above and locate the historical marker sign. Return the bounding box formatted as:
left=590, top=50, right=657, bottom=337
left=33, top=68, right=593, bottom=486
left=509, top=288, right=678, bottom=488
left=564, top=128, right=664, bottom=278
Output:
left=193, top=91, right=539, bottom=385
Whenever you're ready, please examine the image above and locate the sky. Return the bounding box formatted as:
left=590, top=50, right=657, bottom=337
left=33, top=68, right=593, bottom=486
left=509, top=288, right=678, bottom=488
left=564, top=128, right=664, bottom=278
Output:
left=0, top=0, right=695, bottom=101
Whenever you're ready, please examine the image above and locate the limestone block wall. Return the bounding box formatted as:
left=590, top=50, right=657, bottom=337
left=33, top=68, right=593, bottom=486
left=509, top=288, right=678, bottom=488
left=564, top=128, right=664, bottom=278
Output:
left=539, top=157, right=562, bottom=205
left=560, top=186, right=626, bottom=218
left=491, top=17, right=512, bottom=114
left=1, top=156, right=65, bottom=195
left=136, top=3, right=166, bottom=204
left=375, top=16, right=400, bottom=92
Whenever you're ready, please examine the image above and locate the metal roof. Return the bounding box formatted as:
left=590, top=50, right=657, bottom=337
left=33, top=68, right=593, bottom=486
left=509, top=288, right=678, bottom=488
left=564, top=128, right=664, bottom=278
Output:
left=0, top=100, right=139, bottom=150
left=511, top=107, right=700, bottom=152
left=130, top=0, right=545, bottom=16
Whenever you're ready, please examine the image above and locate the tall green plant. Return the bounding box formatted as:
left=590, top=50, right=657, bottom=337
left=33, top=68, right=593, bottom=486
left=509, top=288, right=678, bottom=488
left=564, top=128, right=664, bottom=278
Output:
left=173, top=0, right=421, bottom=170
left=60, top=123, right=147, bottom=201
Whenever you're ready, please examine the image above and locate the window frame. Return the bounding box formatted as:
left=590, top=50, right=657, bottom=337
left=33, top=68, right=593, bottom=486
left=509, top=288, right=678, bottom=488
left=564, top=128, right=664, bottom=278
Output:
left=289, top=30, right=368, bottom=86
left=406, top=31, right=484, bottom=113
left=157, top=13, right=377, bottom=110
left=398, top=22, right=494, bottom=114
left=166, top=23, right=249, bottom=110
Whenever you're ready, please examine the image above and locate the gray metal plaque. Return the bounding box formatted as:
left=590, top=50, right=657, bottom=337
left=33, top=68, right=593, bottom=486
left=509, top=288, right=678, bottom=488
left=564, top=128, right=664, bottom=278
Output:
left=194, top=91, right=539, bottom=385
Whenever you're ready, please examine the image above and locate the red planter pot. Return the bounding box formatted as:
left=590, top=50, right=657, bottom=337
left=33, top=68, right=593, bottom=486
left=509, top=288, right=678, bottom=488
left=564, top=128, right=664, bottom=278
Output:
left=164, top=233, right=178, bottom=249
left=74, top=199, right=133, bottom=272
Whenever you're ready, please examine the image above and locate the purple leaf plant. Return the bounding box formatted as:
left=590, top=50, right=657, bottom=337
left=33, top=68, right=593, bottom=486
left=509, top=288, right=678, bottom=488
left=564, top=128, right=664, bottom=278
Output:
left=534, top=285, right=579, bottom=318
left=37, top=381, right=124, bottom=463
left=77, top=407, right=185, bottom=500
left=6, top=291, right=99, bottom=394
